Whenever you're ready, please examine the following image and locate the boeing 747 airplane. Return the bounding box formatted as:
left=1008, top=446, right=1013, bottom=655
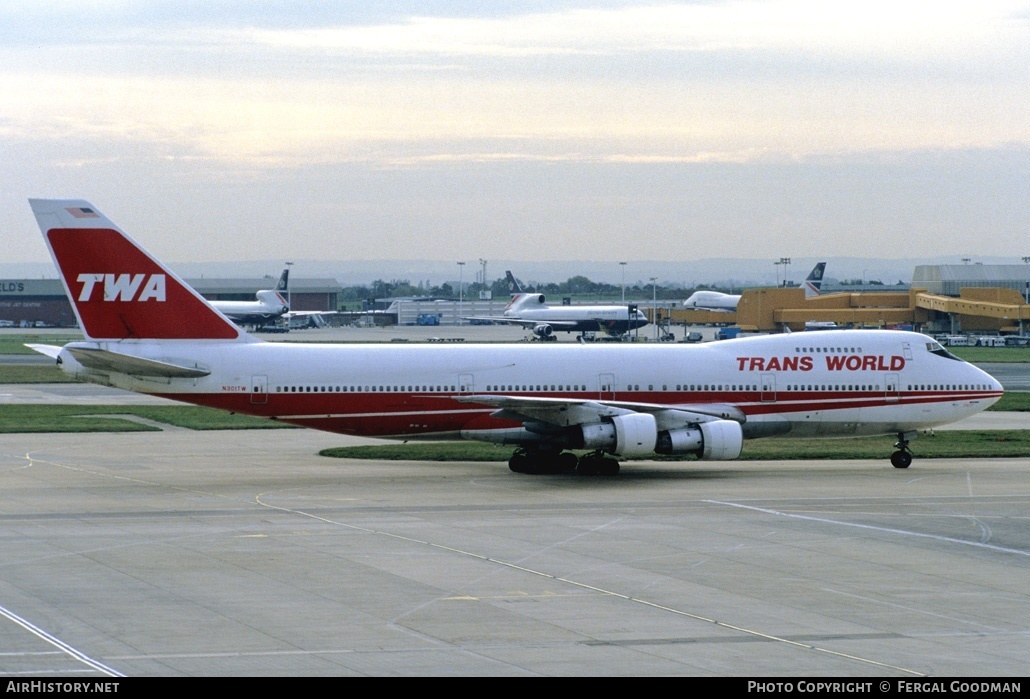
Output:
left=27, top=201, right=1002, bottom=475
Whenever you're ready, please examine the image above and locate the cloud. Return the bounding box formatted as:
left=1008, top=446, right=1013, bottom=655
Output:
left=0, top=2, right=1025, bottom=265
left=1, top=2, right=1025, bottom=168
left=227, top=1, right=1028, bottom=60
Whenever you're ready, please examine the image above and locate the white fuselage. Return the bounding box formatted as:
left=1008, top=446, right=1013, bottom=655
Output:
left=53, top=329, right=1003, bottom=442
left=501, top=293, right=649, bottom=334
left=211, top=290, right=289, bottom=325
left=682, top=290, right=742, bottom=312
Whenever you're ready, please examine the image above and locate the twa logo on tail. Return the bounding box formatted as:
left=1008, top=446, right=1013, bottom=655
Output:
left=77, top=273, right=166, bottom=302
left=30, top=199, right=241, bottom=342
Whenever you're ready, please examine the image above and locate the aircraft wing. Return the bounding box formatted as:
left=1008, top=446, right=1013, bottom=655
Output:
left=456, top=394, right=745, bottom=429
left=27, top=344, right=211, bottom=378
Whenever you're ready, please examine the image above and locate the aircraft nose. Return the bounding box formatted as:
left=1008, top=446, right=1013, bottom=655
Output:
left=976, top=366, right=1004, bottom=395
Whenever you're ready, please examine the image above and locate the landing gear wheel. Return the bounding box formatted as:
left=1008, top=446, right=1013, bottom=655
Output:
left=577, top=453, right=620, bottom=476
left=509, top=449, right=578, bottom=475
left=554, top=451, right=579, bottom=474
left=508, top=451, right=530, bottom=473
left=890, top=450, right=912, bottom=469
left=891, top=432, right=913, bottom=469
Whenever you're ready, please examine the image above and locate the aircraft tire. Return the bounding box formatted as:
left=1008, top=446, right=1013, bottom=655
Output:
left=890, top=450, right=912, bottom=469
left=508, top=453, right=530, bottom=473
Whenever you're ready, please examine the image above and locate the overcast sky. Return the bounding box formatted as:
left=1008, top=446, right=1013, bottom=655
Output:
left=2, top=1, right=1027, bottom=272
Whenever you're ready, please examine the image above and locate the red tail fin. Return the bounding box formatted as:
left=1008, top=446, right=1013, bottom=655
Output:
left=30, top=199, right=241, bottom=341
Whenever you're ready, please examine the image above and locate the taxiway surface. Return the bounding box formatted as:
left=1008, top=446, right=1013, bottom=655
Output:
left=0, top=428, right=1027, bottom=677
left=1, top=326, right=1027, bottom=676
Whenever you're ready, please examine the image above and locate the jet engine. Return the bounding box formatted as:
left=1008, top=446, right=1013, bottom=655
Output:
left=580, top=413, right=657, bottom=457
left=655, top=419, right=743, bottom=460
left=533, top=323, right=554, bottom=339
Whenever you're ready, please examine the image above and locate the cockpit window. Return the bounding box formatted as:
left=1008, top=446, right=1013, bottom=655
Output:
left=927, top=341, right=962, bottom=361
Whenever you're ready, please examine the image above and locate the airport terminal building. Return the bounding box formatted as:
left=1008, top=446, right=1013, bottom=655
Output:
left=912, top=264, right=1030, bottom=297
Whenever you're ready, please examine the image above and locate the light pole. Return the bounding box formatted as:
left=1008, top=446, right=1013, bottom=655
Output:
left=1023, top=258, right=1030, bottom=330
left=776, top=257, right=791, bottom=287
left=457, top=261, right=465, bottom=325
left=650, top=276, right=658, bottom=341
left=620, top=261, right=627, bottom=303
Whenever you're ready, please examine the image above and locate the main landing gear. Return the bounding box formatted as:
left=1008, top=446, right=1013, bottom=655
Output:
left=891, top=432, right=914, bottom=469
left=508, top=448, right=620, bottom=476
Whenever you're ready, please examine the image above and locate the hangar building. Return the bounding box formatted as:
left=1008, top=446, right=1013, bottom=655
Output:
left=912, top=264, right=1030, bottom=297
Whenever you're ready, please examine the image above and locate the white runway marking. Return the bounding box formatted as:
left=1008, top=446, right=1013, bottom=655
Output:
left=0, top=604, right=125, bottom=677
left=707, top=500, right=1030, bottom=557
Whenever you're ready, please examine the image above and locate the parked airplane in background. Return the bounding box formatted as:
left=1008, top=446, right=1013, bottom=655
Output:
left=210, top=269, right=290, bottom=328
left=210, top=268, right=332, bottom=330
left=683, top=262, right=826, bottom=312
left=27, top=200, right=1002, bottom=475
left=469, top=271, right=649, bottom=340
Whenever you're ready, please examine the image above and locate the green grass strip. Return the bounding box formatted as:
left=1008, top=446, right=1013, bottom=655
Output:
left=0, top=404, right=293, bottom=433
left=0, top=365, right=78, bottom=383
left=0, top=335, right=83, bottom=355
left=949, top=346, right=1030, bottom=363
left=993, top=392, right=1030, bottom=411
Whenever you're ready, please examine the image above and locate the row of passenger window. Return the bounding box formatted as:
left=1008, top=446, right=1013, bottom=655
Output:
left=276, top=385, right=458, bottom=393
left=905, top=384, right=990, bottom=391
left=273, top=382, right=993, bottom=395
left=796, top=347, right=863, bottom=353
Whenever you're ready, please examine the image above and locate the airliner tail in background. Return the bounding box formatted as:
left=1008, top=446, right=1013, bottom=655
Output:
left=683, top=262, right=826, bottom=312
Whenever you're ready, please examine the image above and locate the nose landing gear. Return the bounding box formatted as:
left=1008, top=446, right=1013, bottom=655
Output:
left=891, top=432, right=914, bottom=469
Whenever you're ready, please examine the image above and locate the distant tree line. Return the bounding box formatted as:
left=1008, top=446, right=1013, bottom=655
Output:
left=338, top=275, right=730, bottom=307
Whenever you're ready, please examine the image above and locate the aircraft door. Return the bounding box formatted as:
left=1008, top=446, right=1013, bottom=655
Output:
left=885, top=373, right=900, bottom=403
left=599, top=373, right=615, bottom=401
left=251, top=374, right=268, bottom=405
left=459, top=373, right=474, bottom=394
left=761, top=373, right=776, bottom=402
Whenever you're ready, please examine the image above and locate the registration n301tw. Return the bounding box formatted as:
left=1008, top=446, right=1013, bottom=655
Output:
left=27, top=199, right=1004, bottom=475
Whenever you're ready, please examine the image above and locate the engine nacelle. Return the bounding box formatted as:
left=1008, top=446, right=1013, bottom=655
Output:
left=655, top=428, right=703, bottom=454
left=533, top=323, right=554, bottom=339
left=654, top=420, right=743, bottom=460
left=580, top=413, right=657, bottom=457
left=699, top=420, right=743, bottom=460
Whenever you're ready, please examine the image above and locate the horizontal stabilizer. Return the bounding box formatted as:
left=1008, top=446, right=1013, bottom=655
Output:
left=24, top=343, right=63, bottom=360
left=65, top=347, right=210, bottom=378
